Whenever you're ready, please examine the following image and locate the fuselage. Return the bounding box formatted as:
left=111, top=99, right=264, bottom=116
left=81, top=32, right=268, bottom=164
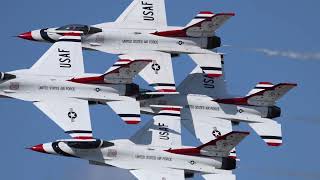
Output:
left=0, top=70, right=136, bottom=103
left=139, top=93, right=278, bottom=124
left=23, top=23, right=217, bottom=55
left=34, top=139, right=234, bottom=174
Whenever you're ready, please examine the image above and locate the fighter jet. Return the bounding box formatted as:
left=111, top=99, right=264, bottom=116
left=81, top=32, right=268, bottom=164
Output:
left=29, top=105, right=249, bottom=180
left=137, top=54, right=297, bottom=149
left=17, top=0, right=235, bottom=92
left=0, top=33, right=153, bottom=139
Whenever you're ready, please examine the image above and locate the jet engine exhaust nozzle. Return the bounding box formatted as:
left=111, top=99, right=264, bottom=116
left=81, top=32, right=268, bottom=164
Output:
left=221, top=157, right=236, bottom=170
left=266, top=106, right=281, bottom=119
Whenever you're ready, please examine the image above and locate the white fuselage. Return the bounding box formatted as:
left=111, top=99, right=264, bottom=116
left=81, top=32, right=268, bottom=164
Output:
left=0, top=70, right=133, bottom=103
left=139, top=94, right=271, bottom=124
left=82, top=28, right=208, bottom=54
left=41, top=139, right=228, bottom=174
left=31, top=24, right=213, bottom=55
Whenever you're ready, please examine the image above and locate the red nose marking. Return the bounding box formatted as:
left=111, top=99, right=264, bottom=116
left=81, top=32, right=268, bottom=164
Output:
left=28, top=144, right=46, bottom=153
left=18, top=32, right=35, bottom=41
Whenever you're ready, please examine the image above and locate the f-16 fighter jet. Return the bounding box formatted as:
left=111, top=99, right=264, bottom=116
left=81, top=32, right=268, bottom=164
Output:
left=0, top=34, right=151, bottom=139
left=137, top=54, right=297, bottom=148
left=17, top=0, right=234, bottom=92
left=29, top=106, right=249, bottom=180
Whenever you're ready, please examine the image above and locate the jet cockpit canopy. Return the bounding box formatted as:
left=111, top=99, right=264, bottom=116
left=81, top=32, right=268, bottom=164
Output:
left=57, top=24, right=102, bottom=35
left=0, top=72, right=16, bottom=81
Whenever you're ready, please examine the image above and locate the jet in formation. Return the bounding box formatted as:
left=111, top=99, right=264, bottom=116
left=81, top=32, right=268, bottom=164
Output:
left=17, top=0, right=235, bottom=92
left=137, top=55, right=296, bottom=148
left=0, top=33, right=154, bottom=141
left=29, top=105, right=249, bottom=180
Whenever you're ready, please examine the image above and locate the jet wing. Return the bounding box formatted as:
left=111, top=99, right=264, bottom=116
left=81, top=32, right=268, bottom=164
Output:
left=33, top=98, right=92, bottom=139
left=115, top=0, right=167, bottom=29
left=31, top=34, right=84, bottom=76
left=131, top=106, right=182, bottom=147
left=130, top=168, right=184, bottom=180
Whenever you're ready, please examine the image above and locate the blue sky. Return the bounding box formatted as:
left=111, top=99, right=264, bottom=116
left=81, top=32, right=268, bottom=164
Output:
left=0, top=0, right=319, bottom=180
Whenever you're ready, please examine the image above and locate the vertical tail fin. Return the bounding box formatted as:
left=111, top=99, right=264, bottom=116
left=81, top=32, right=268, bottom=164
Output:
left=246, top=82, right=274, bottom=96
left=69, top=59, right=151, bottom=84
left=152, top=11, right=234, bottom=38
left=216, top=82, right=297, bottom=106
left=166, top=131, right=249, bottom=157
left=245, top=82, right=297, bottom=106
left=184, top=11, right=235, bottom=37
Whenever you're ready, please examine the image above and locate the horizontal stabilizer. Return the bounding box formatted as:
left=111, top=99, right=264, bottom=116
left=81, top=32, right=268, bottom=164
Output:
left=249, top=121, right=282, bottom=146
left=188, top=53, right=223, bottom=77
left=107, top=100, right=141, bottom=124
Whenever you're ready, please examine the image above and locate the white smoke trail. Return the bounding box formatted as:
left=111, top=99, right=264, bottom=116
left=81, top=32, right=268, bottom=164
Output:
left=253, top=48, right=320, bottom=61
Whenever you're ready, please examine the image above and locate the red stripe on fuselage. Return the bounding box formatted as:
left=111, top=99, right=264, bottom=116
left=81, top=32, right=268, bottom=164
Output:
left=73, top=136, right=94, bottom=140
left=125, top=120, right=140, bottom=125
left=160, top=107, right=181, bottom=112
left=68, top=76, right=105, bottom=84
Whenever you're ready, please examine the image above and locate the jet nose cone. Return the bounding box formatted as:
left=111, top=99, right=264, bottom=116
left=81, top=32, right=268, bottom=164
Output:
left=17, top=31, right=35, bottom=41
left=28, top=144, right=46, bottom=153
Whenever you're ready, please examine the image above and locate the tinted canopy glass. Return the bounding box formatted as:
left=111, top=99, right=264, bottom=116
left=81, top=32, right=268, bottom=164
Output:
left=0, top=72, right=16, bottom=81
left=66, top=139, right=114, bottom=149
left=57, top=24, right=102, bottom=35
